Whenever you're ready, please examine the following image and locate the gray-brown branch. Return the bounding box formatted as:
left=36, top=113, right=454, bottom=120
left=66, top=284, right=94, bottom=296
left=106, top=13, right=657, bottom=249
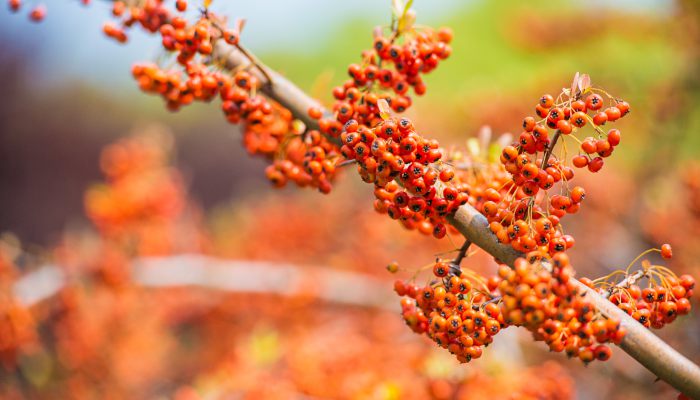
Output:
left=212, top=43, right=700, bottom=398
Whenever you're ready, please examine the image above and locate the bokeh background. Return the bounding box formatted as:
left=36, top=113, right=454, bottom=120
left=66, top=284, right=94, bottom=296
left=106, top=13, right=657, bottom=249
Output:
left=0, top=0, right=699, bottom=399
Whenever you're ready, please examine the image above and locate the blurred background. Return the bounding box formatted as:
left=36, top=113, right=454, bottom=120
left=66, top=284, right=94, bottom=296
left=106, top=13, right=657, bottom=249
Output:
left=0, top=0, right=699, bottom=399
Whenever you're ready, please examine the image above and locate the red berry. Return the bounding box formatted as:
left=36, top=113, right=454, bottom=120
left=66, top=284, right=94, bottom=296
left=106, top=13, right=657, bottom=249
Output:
left=661, top=243, right=673, bottom=259
left=586, top=93, right=604, bottom=111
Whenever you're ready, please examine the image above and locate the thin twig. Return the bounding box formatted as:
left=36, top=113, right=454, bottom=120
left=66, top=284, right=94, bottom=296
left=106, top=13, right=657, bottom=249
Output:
left=541, top=131, right=561, bottom=169
left=605, top=269, right=646, bottom=299
left=452, top=239, right=472, bottom=266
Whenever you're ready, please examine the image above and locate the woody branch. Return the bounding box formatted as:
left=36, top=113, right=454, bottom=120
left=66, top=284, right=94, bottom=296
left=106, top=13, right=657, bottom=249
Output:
left=210, top=42, right=700, bottom=399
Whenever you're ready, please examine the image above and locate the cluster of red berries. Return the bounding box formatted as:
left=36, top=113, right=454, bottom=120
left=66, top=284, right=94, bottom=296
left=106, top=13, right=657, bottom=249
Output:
left=393, top=251, right=627, bottom=365
left=105, top=0, right=173, bottom=43
left=123, top=6, right=245, bottom=112
left=611, top=277, right=693, bottom=329
left=394, top=259, right=506, bottom=363
left=496, top=255, right=623, bottom=364
left=481, top=82, right=630, bottom=257
left=84, top=132, right=185, bottom=238
left=7, top=0, right=47, bottom=21
left=264, top=128, right=340, bottom=194
left=319, top=25, right=453, bottom=133
left=345, top=116, right=468, bottom=238
left=306, top=26, right=464, bottom=236
left=108, top=1, right=343, bottom=192
left=583, top=245, right=695, bottom=330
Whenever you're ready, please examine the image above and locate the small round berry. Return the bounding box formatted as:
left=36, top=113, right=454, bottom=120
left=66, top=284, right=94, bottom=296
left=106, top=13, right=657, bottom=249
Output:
left=387, top=261, right=399, bottom=273
left=572, top=155, right=589, bottom=168
left=539, top=94, right=554, bottom=108
left=586, top=93, right=604, bottom=111
left=29, top=4, right=46, bottom=21
left=661, top=243, right=673, bottom=259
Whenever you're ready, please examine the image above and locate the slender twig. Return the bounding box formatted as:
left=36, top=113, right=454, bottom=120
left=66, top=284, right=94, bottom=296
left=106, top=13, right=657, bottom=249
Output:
left=336, top=159, right=357, bottom=168
left=605, top=269, right=646, bottom=299
left=233, top=43, right=274, bottom=85
left=202, top=11, right=276, bottom=86
left=541, top=131, right=561, bottom=169
left=452, top=239, right=472, bottom=266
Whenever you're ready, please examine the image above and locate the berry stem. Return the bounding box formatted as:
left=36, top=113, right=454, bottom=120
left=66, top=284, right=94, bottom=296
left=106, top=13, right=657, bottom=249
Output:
left=605, top=269, right=646, bottom=299
left=541, top=131, right=561, bottom=170
left=452, top=239, right=472, bottom=267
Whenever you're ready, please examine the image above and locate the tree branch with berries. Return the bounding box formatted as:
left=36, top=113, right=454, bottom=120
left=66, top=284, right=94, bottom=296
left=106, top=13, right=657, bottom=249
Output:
left=9, top=0, right=700, bottom=398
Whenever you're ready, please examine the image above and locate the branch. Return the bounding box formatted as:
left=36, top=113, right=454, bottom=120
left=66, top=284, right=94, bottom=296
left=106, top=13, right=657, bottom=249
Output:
left=14, top=256, right=395, bottom=310
left=214, top=45, right=700, bottom=397
left=212, top=41, right=328, bottom=133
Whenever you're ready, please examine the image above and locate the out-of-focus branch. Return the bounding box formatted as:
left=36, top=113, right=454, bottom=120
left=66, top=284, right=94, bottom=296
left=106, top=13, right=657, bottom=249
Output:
left=213, top=45, right=700, bottom=398
left=14, top=255, right=395, bottom=310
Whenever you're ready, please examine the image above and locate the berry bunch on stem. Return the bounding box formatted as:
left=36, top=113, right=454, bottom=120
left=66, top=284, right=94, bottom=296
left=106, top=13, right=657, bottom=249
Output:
left=583, top=246, right=695, bottom=329
left=485, top=74, right=631, bottom=258
left=396, top=241, right=507, bottom=363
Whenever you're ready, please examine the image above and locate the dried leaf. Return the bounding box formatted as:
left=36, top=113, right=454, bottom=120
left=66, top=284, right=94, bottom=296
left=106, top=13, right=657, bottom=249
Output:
left=377, top=99, right=392, bottom=120
left=570, top=72, right=580, bottom=98
left=578, top=74, right=591, bottom=93
left=235, top=18, right=247, bottom=34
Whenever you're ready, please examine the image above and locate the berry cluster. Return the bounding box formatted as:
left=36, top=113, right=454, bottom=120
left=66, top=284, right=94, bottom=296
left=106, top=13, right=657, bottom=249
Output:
left=394, top=257, right=506, bottom=363
left=349, top=116, right=469, bottom=238
left=319, top=24, right=453, bottom=134
left=106, top=1, right=344, bottom=192
left=393, top=246, right=632, bottom=365
left=105, top=0, right=173, bottom=43
left=496, top=255, right=623, bottom=364
left=81, top=129, right=212, bottom=257
left=584, top=246, right=695, bottom=330
left=84, top=131, right=185, bottom=237
left=308, top=25, right=464, bottom=236
left=484, top=77, right=631, bottom=257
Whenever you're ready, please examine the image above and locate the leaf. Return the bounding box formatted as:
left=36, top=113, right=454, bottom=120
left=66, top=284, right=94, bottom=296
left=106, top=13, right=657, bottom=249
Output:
left=377, top=99, right=392, bottom=120
left=403, top=0, right=414, bottom=18
left=578, top=74, right=591, bottom=94
left=203, top=0, right=212, bottom=9
left=398, top=10, right=416, bottom=34
left=488, top=143, right=502, bottom=163
left=392, top=0, right=405, bottom=20
left=235, top=18, right=247, bottom=34
left=570, top=72, right=580, bottom=98
left=397, top=0, right=415, bottom=34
